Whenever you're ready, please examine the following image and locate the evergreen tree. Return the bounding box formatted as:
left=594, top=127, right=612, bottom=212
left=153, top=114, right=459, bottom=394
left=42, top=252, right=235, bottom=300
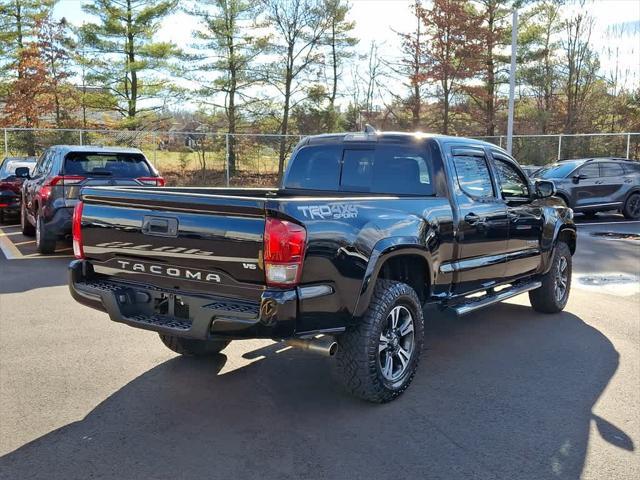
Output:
left=79, top=0, right=180, bottom=128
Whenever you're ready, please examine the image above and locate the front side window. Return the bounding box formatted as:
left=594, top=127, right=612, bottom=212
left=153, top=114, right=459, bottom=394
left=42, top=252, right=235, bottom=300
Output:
left=33, top=152, right=48, bottom=177
left=453, top=155, right=494, bottom=198
left=579, top=163, right=600, bottom=179
left=494, top=159, right=530, bottom=198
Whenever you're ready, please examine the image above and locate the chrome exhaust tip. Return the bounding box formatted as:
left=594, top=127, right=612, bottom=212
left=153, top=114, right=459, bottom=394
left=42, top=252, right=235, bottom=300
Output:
left=285, top=336, right=338, bottom=357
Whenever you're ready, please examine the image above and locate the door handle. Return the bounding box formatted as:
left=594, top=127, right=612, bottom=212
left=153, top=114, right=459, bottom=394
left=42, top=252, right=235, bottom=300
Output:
left=465, top=213, right=481, bottom=225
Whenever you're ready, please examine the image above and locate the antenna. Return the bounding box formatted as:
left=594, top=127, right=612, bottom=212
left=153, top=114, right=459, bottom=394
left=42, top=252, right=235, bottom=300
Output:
left=364, top=124, right=377, bottom=134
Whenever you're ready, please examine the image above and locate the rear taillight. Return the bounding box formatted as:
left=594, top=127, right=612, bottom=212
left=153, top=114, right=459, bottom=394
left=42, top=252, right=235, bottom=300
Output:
left=50, top=175, right=85, bottom=186
left=40, top=175, right=85, bottom=200
left=264, top=217, right=307, bottom=287
left=136, top=176, right=165, bottom=186
left=72, top=201, right=84, bottom=259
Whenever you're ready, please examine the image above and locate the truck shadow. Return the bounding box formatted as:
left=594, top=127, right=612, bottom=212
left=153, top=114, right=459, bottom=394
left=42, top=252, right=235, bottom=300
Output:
left=0, top=303, right=630, bottom=480
left=0, top=256, right=69, bottom=293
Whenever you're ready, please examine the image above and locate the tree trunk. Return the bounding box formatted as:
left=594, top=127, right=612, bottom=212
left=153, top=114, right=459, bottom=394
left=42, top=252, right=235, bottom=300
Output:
left=277, top=48, right=294, bottom=184
left=227, top=37, right=237, bottom=176
left=126, top=0, right=137, bottom=124
left=485, top=8, right=495, bottom=136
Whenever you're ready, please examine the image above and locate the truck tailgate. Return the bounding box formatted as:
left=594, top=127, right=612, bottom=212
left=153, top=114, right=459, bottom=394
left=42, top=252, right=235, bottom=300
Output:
left=80, top=187, right=267, bottom=299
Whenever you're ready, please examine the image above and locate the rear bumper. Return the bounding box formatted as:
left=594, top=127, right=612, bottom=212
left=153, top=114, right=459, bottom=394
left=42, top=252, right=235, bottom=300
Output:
left=0, top=190, right=20, bottom=211
left=68, top=260, right=298, bottom=340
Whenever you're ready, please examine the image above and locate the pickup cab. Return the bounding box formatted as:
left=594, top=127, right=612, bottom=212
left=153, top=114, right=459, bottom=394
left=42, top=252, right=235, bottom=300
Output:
left=68, top=131, right=576, bottom=403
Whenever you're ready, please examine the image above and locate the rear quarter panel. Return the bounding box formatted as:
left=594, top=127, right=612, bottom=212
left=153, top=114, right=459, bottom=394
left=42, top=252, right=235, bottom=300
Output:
left=272, top=197, right=455, bottom=333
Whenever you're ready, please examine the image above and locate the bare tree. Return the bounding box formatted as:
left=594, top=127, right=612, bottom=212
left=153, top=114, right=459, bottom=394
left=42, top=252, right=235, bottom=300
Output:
left=322, top=0, right=356, bottom=130
left=261, top=0, right=330, bottom=180
left=562, top=7, right=599, bottom=134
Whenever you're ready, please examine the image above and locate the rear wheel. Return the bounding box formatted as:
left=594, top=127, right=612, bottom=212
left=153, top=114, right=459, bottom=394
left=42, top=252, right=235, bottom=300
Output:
left=335, top=280, right=424, bottom=403
left=159, top=334, right=230, bottom=356
left=20, top=203, right=35, bottom=236
left=529, top=242, right=572, bottom=313
left=35, top=214, right=56, bottom=254
left=622, top=193, right=640, bottom=220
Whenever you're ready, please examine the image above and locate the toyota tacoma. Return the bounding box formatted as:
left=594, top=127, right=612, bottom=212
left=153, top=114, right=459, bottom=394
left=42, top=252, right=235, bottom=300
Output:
left=68, top=131, right=576, bottom=402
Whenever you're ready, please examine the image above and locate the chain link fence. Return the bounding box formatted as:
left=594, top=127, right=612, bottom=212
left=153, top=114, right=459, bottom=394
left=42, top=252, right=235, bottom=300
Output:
left=1, top=128, right=304, bottom=187
left=1, top=128, right=638, bottom=187
left=474, top=133, right=639, bottom=165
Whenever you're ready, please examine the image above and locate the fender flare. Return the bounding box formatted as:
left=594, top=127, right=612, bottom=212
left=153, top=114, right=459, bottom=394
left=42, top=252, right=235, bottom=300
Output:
left=622, top=187, right=640, bottom=207
left=352, top=236, right=434, bottom=317
left=541, top=223, right=576, bottom=273
left=555, top=190, right=571, bottom=207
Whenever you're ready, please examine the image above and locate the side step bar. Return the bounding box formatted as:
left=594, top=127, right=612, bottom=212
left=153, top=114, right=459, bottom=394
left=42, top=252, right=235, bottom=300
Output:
left=452, top=281, right=542, bottom=316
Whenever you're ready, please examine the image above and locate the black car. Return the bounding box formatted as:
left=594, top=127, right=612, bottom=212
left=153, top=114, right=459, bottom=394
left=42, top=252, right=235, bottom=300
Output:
left=534, top=157, right=640, bottom=219
left=68, top=131, right=576, bottom=402
left=0, top=156, right=36, bottom=222
left=17, top=145, right=164, bottom=254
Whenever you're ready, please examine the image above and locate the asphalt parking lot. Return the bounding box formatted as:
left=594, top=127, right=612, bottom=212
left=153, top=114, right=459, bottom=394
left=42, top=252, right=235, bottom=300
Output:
left=0, top=214, right=638, bottom=480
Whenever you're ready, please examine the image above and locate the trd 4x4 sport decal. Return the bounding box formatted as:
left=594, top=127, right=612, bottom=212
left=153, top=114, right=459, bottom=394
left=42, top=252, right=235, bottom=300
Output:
left=297, top=203, right=358, bottom=220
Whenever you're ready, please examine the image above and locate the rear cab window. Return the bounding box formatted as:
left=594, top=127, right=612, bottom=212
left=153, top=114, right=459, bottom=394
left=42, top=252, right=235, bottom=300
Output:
left=64, top=152, right=152, bottom=178
left=284, top=143, right=434, bottom=195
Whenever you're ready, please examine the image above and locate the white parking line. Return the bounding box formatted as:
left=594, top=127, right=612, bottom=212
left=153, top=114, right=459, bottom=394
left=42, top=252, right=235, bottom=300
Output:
left=0, top=226, right=73, bottom=261
left=18, top=253, right=73, bottom=260
left=13, top=240, right=35, bottom=246
left=577, top=221, right=640, bottom=227
left=0, top=231, right=21, bottom=260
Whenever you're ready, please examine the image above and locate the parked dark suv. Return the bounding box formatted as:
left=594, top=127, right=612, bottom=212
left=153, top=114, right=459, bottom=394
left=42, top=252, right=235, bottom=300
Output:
left=17, top=146, right=164, bottom=253
left=534, top=157, right=640, bottom=219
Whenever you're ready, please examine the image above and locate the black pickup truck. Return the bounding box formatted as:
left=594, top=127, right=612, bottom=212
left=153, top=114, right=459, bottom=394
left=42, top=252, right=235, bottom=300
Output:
left=69, top=131, right=576, bottom=402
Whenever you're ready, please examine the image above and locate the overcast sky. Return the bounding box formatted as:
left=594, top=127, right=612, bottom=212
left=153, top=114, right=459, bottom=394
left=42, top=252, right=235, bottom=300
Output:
left=53, top=0, right=640, bottom=98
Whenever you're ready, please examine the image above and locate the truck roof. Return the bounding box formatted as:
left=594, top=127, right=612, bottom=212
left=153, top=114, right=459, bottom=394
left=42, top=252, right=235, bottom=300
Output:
left=48, top=145, right=145, bottom=155
left=299, top=131, right=508, bottom=155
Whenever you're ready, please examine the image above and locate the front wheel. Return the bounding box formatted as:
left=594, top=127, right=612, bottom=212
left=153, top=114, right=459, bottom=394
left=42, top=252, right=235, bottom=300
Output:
left=622, top=193, right=640, bottom=220
left=529, top=242, right=572, bottom=313
left=159, top=334, right=230, bottom=356
left=335, top=280, right=424, bottom=403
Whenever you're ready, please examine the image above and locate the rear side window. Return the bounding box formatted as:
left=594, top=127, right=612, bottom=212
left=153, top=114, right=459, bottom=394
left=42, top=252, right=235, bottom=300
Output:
left=453, top=155, right=494, bottom=198
left=600, top=163, right=624, bottom=177
left=623, top=162, right=640, bottom=174
left=285, top=144, right=434, bottom=195
left=64, top=152, right=152, bottom=177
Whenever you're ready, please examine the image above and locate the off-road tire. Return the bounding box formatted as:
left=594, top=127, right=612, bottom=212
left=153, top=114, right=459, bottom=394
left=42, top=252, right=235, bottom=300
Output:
left=335, top=280, right=424, bottom=403
left=21, top=203, right=35, bottom=236
left=35, top=214, right=56, bottom=254
left=622, top=192, right=640, bottom=220
left=159, top=334, right=230, bottom=356
left=529, top=242, right=572, bottom=313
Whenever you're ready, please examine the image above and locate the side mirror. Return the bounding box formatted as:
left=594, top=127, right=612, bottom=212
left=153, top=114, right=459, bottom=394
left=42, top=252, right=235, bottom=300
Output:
left=14, top=167, right=30, bottom=179
left=572, top=173, right=586, bottom=184
left=535, top=180, right=556, bottom=199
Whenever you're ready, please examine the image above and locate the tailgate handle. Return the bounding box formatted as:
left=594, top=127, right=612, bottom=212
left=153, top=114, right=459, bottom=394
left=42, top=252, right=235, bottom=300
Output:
left=142, top=216, right=178, bottom=237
